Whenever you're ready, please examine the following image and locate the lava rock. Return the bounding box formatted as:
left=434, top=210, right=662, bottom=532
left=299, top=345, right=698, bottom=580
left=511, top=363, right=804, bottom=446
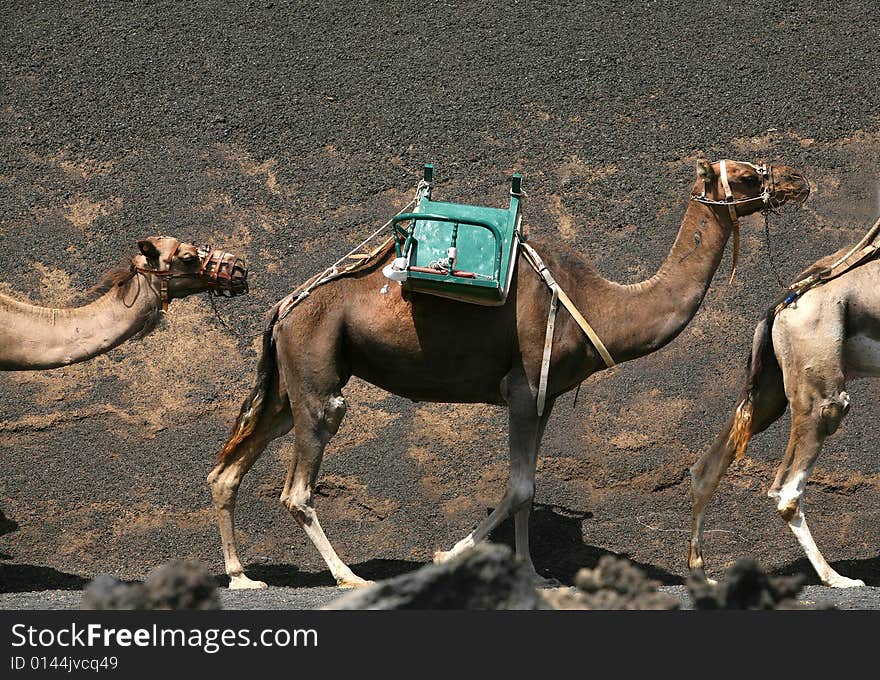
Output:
left=687, top=558, right=808, bottom=610
left=82, top=560, right=220, bottom=610
left=542, top=555, right=679, bottom=610
left=325, top=543, right=548, bottom=610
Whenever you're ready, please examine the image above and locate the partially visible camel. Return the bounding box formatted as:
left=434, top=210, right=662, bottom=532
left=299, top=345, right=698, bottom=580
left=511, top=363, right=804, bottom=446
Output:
left=208, top=160, right=809, bottom=590
left=690, top=235, right=880, bottom=588
left=1, top=237, right=247, bottom=371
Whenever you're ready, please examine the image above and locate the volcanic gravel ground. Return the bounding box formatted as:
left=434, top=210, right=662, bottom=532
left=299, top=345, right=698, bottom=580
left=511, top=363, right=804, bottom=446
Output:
left=1, top=1, right=879, bottom=605
left=3, top=585, right=880, bottom=611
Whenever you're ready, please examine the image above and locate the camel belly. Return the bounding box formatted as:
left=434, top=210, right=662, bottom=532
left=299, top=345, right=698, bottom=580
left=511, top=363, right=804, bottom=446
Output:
left=341, top=283, right=516, bottom=403
left=844, top=334, right=880, bottom=378
left=348, top=343, right=511, bottom=404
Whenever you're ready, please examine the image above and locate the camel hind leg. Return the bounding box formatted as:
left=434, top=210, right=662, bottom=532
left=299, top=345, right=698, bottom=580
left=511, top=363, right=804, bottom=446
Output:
left=279, top=388, right=371, bottom=588
left=274, top=328, right=369, bottom=588
left=208, top=386, right=292, bottom=590
left=688, top=376, right=786, bottom=580
left=689, top=316, right=788, bottom=580
left=770, top=308, right=863, bottom=588
left=770, top=392, right=863, bottom=588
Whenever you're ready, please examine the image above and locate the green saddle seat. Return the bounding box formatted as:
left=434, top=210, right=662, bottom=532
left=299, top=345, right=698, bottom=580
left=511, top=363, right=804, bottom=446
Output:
left=387, top=164, right=523, bottom=306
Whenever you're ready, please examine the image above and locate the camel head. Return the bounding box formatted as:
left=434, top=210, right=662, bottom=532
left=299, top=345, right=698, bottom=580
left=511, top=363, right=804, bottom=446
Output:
left=692, top=159, right=810, bottom=282
left=693, top=159, right=810, bottom=217
left=134, top=236, right=249, bottom=307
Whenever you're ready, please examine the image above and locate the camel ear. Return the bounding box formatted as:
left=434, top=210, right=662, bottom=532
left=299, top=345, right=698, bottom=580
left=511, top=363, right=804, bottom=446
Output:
left=696, top=159, right=716, bottom=181
left=138, top=239, right=160, bottom=260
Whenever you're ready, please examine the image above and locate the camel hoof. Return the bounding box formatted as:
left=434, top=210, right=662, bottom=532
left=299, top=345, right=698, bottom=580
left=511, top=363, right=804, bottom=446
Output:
left=228, top=574, right=268, bottom=590
left=688, top=565, right=716, bottom=586
left=532, top=575, right=562, bottom=589
left=824, top=575, right=865, bottom=589
left=433, top=550, right=454, bottom=564
left=337, top=575, right=373, bottom=589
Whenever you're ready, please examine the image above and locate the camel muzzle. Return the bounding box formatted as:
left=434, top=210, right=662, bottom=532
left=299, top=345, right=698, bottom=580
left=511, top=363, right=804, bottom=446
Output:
left=197, top=246, right=249, bottom=297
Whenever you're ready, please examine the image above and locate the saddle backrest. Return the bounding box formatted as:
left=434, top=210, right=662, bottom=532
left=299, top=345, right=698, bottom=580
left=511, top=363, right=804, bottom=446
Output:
left=390, top=165, right=523, bottom=306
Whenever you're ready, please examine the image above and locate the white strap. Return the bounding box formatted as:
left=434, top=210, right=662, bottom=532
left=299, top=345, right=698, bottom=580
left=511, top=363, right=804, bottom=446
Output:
left=521, top=242, right=615, bottom=369
left=719, top=160, right=740, bottom=283
left=537, top=284, right=559, bottom=416
left=521, top=241, right=616, bottom=416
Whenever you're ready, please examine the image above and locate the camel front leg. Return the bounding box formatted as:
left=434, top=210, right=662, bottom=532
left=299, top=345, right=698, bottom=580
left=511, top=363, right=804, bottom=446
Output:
left=434, top=383, right=552, bottom=582
left=514, top=397, right=556, bottom=584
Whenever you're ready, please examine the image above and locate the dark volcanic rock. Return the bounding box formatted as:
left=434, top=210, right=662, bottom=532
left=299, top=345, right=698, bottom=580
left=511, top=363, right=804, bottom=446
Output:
left=82, top=575, right=148, bottom=610
left=82, top=560, right=220, bottom=610
left=325, top=543, right=547, bottom=610
left=687, top=558, right=808, bottom=610
left=543, top=555, right=679, bottom=610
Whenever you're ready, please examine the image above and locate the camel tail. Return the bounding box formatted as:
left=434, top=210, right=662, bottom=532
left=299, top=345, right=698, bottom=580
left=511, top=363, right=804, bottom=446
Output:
left=216, top=303, right=281, bottom=464
left=729, top=302, right=785, bottom=460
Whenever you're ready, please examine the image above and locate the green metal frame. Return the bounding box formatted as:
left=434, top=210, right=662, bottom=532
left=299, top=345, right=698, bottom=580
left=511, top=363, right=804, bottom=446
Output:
left=390, top=165, right=523, bottom=305
left=391, top=212, right=504, bottom=283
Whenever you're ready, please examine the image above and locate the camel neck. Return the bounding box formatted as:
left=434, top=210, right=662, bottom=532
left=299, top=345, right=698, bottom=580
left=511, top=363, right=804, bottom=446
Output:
left=0, top=274, right=162, bottom=370
left=607, top=199, right=733, bottom=362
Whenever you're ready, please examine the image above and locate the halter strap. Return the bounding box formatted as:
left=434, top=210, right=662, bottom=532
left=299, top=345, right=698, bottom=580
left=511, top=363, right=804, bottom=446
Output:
left=719, top=160, right=741, bottom=283
left=133, top=241, right=182, bottom=312
left=691, top=159, right=773, bottom=284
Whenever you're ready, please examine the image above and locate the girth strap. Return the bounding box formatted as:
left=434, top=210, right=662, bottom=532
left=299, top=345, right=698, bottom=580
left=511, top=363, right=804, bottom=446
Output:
left=537, top=280, right=560, bottom=417
left=520, top=242, right=615, bottom=415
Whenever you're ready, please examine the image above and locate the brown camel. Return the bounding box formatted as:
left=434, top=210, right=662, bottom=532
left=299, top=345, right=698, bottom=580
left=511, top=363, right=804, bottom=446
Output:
left=1, top=236, right=248, bottom=371
left=208, top=159, right=809, bottom=589
left=689, top=232, right=880, bottom=588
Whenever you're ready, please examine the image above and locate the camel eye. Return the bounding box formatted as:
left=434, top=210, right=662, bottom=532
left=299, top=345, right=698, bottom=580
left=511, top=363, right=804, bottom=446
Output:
left=743, top=175, right=760, bottom=185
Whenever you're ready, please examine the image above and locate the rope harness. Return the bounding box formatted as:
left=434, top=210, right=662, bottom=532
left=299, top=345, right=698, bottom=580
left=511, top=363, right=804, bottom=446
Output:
left=774, top=214, right=880, bottom=316
left=276, top=183, right=427, bottom=321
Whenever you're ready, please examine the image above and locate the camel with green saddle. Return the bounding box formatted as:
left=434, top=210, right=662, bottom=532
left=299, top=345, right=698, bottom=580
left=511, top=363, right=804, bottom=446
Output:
left=690, top=215, right=880, bottom=588
left=208, top=160, right=809, bottom=589
left=0, top=237, right=248, bottom=371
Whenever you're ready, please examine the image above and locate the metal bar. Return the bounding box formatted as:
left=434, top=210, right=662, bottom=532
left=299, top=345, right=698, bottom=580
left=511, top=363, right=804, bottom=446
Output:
left=391, top=212, right=504, bottom=283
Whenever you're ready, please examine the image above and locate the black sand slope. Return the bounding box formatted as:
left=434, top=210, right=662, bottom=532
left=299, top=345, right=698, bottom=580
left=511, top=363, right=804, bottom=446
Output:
left=1, top=1, right=879, bottom=596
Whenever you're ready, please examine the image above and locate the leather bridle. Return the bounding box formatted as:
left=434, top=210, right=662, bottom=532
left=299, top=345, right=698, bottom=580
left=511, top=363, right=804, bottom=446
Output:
left=194, top=245, right=249, bottom=297
left=134, top=242, right=248, bottom=312
left=691, top=160, right=774, bottom=283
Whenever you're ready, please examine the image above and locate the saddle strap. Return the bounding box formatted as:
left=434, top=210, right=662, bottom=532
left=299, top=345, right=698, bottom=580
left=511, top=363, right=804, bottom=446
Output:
left=520, top=242, right=615, bottom=415
left=719, top=159, right=741, bottom=284
left=537, top=283, right=559, bottom=417
left=776, top=214, right=880, bottom=315
left=277, top=236, right=396, bottom=321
